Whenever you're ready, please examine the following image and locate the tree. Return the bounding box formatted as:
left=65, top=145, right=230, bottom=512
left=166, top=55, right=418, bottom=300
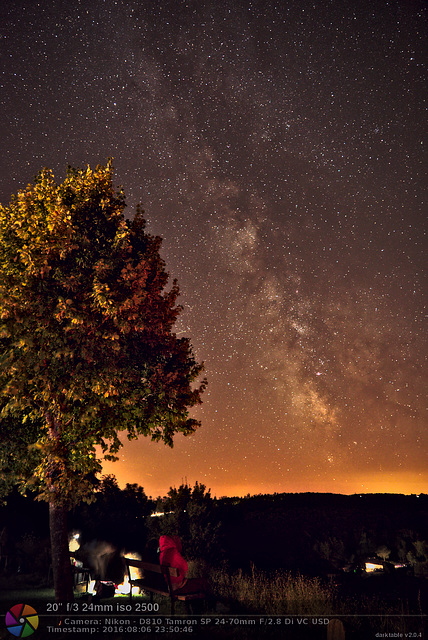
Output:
left=70, top=475, right=154, bottom=550
left=148, top=482, right=223, bottom=563
left=0, top=162, right=206, bottom=601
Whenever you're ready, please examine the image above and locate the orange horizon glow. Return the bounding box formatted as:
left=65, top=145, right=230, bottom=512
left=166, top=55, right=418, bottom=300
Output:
left=102, top=456, right=427, bottom=499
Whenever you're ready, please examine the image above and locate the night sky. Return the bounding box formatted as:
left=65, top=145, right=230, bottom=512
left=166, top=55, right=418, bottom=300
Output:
left=1, top=0, right=426, bottom=498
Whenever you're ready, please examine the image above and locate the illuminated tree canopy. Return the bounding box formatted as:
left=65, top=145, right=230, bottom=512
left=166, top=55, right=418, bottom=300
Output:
left=0, top=162, right=206, bottom=600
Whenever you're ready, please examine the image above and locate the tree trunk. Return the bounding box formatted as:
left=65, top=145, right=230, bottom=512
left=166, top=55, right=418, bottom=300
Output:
left=49, top=499, right=74, bottom=602
left=46, top=411, right=74, bottom=602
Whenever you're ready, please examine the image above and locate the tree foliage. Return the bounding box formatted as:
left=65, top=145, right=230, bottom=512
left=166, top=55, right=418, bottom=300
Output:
left=70, top=475, right=154, bottom=549
left=148, top=482, right=223, bottom=562
left=0, top=162, right=206, bottom=506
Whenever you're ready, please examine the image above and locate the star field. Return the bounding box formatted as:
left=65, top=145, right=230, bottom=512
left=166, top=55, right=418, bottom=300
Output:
left=0, top=0, right=426, bottom=497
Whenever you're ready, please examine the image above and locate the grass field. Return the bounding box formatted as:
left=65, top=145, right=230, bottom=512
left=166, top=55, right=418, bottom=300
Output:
left=0, top=568, right=426, bottom=639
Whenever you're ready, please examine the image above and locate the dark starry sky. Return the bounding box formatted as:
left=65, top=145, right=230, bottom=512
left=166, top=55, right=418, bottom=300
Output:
left=1, top=0, right=426, bottom=497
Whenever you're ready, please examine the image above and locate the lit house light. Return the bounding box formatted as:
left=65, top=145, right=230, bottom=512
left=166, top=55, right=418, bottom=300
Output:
left=365, top=562, right=383, bottom=573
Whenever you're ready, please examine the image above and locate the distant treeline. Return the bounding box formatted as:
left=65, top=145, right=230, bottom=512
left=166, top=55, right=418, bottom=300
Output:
left=1, top=478, right=427, bottom=576
left=215, top=491, right=428, bottom=573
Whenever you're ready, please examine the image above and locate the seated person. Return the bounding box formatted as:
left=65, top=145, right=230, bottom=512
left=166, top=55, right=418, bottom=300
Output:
left=159, top=535, right=207, bottom=595
left=159, top=535, right=188, bottom=590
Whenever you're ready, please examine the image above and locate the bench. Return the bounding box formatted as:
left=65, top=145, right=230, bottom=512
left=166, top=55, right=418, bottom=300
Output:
left=125, top=558, right=205, bottom=615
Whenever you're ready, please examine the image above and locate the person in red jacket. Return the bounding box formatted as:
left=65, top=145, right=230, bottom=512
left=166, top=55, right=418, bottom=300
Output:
left=158, top=534, right=210, bottom=601
left=159, top=535, right=188, bottom=591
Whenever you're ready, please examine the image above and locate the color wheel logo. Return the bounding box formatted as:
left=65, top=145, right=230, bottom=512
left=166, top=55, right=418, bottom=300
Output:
left=5, top=604, right=39, bottom=637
